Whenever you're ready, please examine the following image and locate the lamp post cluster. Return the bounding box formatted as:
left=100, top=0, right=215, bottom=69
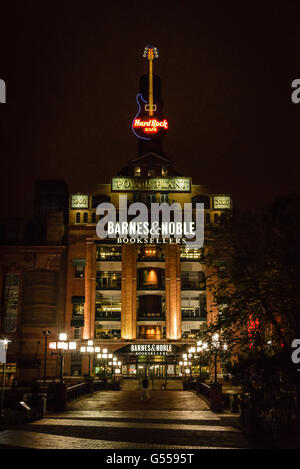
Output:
left=49, top=333, right=77, bottom=383
left=48, top=334, right=121, bottom=382
left=187, top=340, right=209, bottom=381
left=179, top=353, right=192, bottom=382
left=211, top=333, right=228, bottom=383
left=80, top=341, right=122, bottom=380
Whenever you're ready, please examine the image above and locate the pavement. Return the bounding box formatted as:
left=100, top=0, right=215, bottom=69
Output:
left=0, top=390, right=254, bottom=449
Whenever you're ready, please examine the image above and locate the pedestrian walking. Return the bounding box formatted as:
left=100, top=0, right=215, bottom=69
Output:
left=141, top=376, right=150, bottom=401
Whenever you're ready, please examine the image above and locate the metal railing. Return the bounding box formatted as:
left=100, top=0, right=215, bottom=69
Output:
left=197, top=382, right=211, bottom=401
left=66, top=382, right=89, bottom=404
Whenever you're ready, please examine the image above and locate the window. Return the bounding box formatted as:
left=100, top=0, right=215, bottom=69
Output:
left=96, top=246, right=122, bottom=261
left=133, top=193, right=142, bottom=203
left=76, top=212, right=81, bottom=223
left=134, top=166, right=141, bottom=177
left=83, top=212, right=88, bottom=223
left=214, top=213, right=220, bottom=224
left=73, top=327, right=81, bottom=339
left=192, top=195, right=210, bottom=210
left=71, top=300, right=84, bottom=327
left=138, top=268, right=165, bottom=290
left=146, top=193, right=156, bottom=205
left=181, top=271, right=205, bottom=290
left=181, top=295, right=207, bottom=320
left=160, top=194, right=169, bottom=203
left=73, top=259, right=86, bottom=277
left=180, top=247, right=204, bottom=262
left=95, top=295, right=121, bottom=320
left=147, top=169, right=155, bottom=177
left=92, top=212, right=96, bottom=223
left=96, top=272, right=121, bottom=290
left=74, top=265, right=84, bottom=278
left=206, top=213, right=210, bottom=224
left=161, top=167, right=168, bottom=176
left=95, top=326, right=121, bottom=340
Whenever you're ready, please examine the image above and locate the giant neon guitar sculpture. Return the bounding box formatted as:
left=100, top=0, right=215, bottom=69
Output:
left=132, top=46, right=168, bottom=140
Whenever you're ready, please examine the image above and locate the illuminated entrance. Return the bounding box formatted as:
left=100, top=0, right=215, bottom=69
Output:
left=114, top=343, right=184, bottom=377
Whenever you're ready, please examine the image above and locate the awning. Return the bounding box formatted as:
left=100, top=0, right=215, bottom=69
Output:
left=71, top=296, right=85, bottom=304
left=71, top=317, right=84, bottom=327
left=72, top=259, right=86, bottom=266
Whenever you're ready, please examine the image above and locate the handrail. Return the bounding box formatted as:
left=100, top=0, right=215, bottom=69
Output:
left=197, top=382, right=211, bottom=401
left=66, top=382, right=89, bottom=403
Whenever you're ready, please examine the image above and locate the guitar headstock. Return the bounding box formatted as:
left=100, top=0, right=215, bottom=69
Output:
left=143, top=46, right=158, bottom=60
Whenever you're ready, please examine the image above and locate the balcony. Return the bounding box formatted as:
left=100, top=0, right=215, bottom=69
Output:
left=95, top=311, right=121, bottom=321
left=181, top=310, right=207, bottom=321
left=137, top=313, right=165, bottom=321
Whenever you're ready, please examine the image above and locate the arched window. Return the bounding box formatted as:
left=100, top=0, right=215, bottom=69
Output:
left=206, top=213, right=210, bottom=224
left=92, top=212, right=96, bottom=223
left=192, top=195, right=210, bottom=210
left=83, top=212, right=88, bottom=223
left=76, top=212, right=80, bottom=223
left=214, top=213, right=220, bottom=224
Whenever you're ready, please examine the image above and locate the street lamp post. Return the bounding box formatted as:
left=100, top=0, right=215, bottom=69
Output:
left=0, top=339, right=11, bottom=417
left=42, top=330, right=51, bottom=391
left=49, top=333, right=77, bottom=383
left=80, top=341, right=101, bottom=377
left=211, top=333, right=228, bottom=384
left=196, top=341, right=208, bottom=381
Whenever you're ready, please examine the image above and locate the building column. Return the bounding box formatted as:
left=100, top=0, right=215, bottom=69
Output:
left=121, top=245, right=137, bottom=340
left=165, top=244, right=181, bottom=340
left=83, top=239, right=95, bottom=340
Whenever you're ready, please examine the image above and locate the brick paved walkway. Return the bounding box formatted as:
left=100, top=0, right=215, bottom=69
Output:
left=0, top=390, right=253, bottom=449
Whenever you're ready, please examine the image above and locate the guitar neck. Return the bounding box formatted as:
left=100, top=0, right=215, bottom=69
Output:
left=149, top=58, right=154, bottom=116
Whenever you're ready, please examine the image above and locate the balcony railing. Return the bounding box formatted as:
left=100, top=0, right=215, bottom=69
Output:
left=137, top=314, right=166, bottom=321
left=137, top=283, right=165, bottom=291
left=181, top=282, right=206, bottom=290
left=95, top=311, right=121, bottom=321
left=182, top=311, right=207, bottom=321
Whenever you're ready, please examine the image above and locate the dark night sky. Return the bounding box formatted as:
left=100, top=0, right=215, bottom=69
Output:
left=0, top=1, right=300, bottom=218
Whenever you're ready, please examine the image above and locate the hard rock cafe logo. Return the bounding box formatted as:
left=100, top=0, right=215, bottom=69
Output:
left=133, top=118, right=168, bottom=134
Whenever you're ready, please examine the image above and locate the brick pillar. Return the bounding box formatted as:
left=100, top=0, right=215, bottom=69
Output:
left=90, top=242, right=96, bottom=340
left=83, top=240, right=94, bottom=340
left=165, top=244, right=181, bottom=340
left=121, top=245, right=137, bottom=339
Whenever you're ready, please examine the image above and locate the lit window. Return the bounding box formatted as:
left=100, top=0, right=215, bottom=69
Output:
left=134, top=166, right=141, bottom=177
left=161, top=167, right=168, bottom=176
left=74, top=265, right=85, bottom=278
left=147, top=169, right=155, bottom=177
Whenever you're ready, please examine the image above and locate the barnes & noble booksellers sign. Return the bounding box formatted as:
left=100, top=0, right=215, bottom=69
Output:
left=130, top=344, right=173, bottom=356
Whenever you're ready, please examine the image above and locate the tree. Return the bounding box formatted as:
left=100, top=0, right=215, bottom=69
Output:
left=205, top=195, right=300, bottom=425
